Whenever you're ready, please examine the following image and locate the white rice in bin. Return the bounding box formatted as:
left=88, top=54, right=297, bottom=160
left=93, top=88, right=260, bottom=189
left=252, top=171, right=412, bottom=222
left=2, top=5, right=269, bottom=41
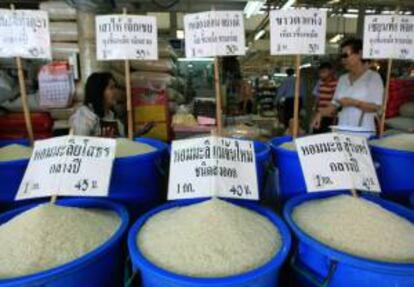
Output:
left=0, top=204, right=120, bottom=279
left=280, top=141, right=296, bottom=151
left=115, top=138, right=155, bottom=158
left=370, top=133, right=414, bottom=152
left=0, top=144, right=32, bottom=162
left=137, top=199, right=281, bottom=278
left=293, top=195, right=414, bottom=263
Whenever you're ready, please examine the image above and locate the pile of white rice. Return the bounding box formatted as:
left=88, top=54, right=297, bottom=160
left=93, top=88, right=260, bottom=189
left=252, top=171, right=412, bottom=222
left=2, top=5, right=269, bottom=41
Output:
left=280, top=142, right=297, bottom=151
left=0, top=144, right=33, bottom=162
left=137, top=199, right=281, bottom=278
left=0, top=204, right=120, bottom=279
left=115, top=138, right=155, bottom=158
left=293, top=195, right=414, bottom=263
left=370, top=133, right=414, bottom=152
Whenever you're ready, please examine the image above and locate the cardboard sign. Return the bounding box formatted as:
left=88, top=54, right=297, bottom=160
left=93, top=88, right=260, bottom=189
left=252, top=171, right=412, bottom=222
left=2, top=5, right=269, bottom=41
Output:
left=168, top=136, right=258, bottom=200
left=0, top=9, right=51, bottom=59
left=363, top=15, right=414, bottom=60
left=16, top=136, right=116, bottom=200
left=96, top=15, right=158, bottom=60
left=184, top=11, right=246, bottom=58
left=270, top=9, right=326, bottom=55
left=295, top=133, right=381, bottom=193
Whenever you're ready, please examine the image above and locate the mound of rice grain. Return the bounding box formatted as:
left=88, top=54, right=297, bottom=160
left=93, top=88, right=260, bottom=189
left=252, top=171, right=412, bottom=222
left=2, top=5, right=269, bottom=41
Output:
left=280, top=142, right=297, bottom=151
left=137, top=199, right=281, bottom=278
left=0, top=204, right=120, bottom=279
left=293, top=195, right=414, bottom=263
left=370, top=133, right=414, bottom=152
left=0, top=144, right=32, bottom=162
left=115, top=138, right=155, bottom=158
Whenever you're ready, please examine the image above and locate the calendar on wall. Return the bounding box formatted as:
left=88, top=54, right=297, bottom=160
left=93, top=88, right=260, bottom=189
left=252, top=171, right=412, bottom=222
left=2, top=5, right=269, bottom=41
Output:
left=38, top=62, right=75, bottom=108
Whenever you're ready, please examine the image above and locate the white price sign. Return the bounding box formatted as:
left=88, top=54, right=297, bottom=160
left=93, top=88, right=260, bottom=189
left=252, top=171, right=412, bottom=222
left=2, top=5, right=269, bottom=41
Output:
left=168, top=136, right=258, bottom=200
left=184, top=11, right=246, bottom=58
left=96, top=15, right=158, bottom=60
left=295, top=133, right=381, bottom=193
left=363, top=15, right=414, bottom=60
left=0, top=9, right=51, bottom=59
left=270, top=9, right=326, bottom=55
left=16, top=136, right=116, bottom=200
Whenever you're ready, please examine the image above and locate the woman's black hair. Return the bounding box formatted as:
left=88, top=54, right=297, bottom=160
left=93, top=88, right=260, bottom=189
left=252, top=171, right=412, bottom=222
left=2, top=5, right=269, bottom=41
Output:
left=84, top=72, right=114, bottom=118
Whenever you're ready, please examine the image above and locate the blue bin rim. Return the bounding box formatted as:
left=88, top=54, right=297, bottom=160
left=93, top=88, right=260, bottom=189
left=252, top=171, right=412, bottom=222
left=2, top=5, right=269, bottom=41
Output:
left=369, top=143, right=414, bottom=157
left=0, top=198, right=129, bottom=285
left=253, top=140, right=271, bottom=161
left=283, top=191, right=414, bottom=274
left=128, top=198, right=292, bottom=285
left=269, top=136, right=297, bottom=157
left=114, top=137, right=168, bottom=163
left=410, top=192, right=414, bottom=209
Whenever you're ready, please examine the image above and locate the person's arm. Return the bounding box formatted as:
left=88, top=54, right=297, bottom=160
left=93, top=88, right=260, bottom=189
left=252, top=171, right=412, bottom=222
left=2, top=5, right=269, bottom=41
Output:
left=337, top=98, right=380, bottom=113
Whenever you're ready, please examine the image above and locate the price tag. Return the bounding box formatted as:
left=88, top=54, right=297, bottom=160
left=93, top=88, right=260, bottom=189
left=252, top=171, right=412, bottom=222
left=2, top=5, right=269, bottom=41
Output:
left=96, top=15, right=158, bottom=60
left=270, top=9, right=326, bottom=55
left=16, top=136, right=116, bottom=200
left=168, top=136, right=258, bottom=200
left=295, top=133, right=381, bottom=193
left=0, top=9, right=51, bottom=59
left=184, top=11, right=246, bottom=58
left=363, top=15, right=414, bottom=60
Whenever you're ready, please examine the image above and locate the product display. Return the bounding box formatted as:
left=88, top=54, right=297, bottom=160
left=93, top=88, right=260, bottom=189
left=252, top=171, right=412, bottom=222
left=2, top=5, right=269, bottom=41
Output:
left=370, top=133, right=414, bottom=152
left=137, top=199, right=281, bottom=278
left=115, top=138, right=155, bottom=158
left=0, top=204, right=120, bottom=278
left=293, top=195, right=414, bottom=263
left=0, top=144, right=32, bottom=162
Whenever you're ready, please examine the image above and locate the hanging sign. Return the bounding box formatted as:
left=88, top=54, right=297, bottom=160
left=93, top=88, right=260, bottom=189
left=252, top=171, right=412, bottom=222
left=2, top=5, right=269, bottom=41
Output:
left=0, top=9, right=51, bottom=59
left=96, top=15, right=158, bottom=60
left=363, top=15, right=414, bottom=60
left=16, top=136, right=116, bottom=200
left=168, top=136, right=258, bottom=200
left=184, top=11, right=246, bottom=58
left=270, top=9, right=327, bottom=55
left=295, top=133, right=381, bottom=193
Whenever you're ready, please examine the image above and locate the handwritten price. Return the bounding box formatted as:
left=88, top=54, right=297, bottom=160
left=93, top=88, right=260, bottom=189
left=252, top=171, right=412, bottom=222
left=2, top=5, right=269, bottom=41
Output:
left=315, top=174, right=333, bottom=188
left=229, top=185, right=252, bottom=197
left=177, top=183, right=195, bottom=194
left=75, top=179, right=98, bottom=192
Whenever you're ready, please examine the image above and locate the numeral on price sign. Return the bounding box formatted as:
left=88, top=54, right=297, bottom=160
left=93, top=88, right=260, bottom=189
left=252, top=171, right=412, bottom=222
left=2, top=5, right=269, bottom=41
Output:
left=229, top=185, right=252, bottom=197
left=177, top=183, right=195, bottom=194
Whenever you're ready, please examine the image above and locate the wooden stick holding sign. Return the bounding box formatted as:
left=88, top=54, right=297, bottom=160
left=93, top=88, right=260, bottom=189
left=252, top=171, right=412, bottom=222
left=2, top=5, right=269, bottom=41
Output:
left=214, top=57, right=223, bottom=135
left=293, top=54, right=301, bottom=138
left=123, top=8, right=134, bottom=139
left=379, top=58, right=393, bottom=137
left=10, top=4, right=34, bottom=146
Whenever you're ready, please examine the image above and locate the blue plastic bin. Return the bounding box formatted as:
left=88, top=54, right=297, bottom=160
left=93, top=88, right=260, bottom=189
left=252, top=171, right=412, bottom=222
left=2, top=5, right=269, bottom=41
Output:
left=284, top=191, right=414, bottom=287
left=128, top=198, right=291, bottom=287
left=370, top=144, right=414, bottom=204
left=253, top=141, right=272, bottom=198
left=269, top=136, right=306, bottom=203
left=0, top=198, right=129, bottom=287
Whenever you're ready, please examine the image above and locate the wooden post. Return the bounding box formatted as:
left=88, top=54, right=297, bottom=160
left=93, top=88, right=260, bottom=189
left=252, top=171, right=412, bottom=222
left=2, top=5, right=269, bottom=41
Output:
left=379, top=58, right=393, bottom=137
left=214, top=57, right=223, bottom=135
left=123, top=8, right=134, bottom=139
left=10, top=4, right=34, bottom=146
left=350, top=188, right=358, bottom=198
left=293, top=54, right=301, bottom=138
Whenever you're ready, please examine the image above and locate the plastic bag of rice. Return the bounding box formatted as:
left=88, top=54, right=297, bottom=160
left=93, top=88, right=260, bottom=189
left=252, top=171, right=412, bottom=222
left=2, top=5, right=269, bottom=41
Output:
left=137, top=199, right=281, bottom=278
left=0, top=204, right=120, bottom=279
left=0, top=144, right=32, bottom=162
left=370, top=133, right=414, bottom=152
left=115, top=138, right=155, bottom=158
left=293, top=195, right=414, bottom=263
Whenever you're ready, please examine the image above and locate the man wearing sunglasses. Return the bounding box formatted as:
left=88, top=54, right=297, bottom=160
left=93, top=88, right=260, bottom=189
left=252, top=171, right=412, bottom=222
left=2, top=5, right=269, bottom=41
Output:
left=312, top=38, right=384, bottom=134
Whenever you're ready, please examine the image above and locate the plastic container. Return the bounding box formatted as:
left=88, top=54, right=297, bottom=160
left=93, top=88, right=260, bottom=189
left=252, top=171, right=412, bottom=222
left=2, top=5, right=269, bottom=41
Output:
left=330, top=125, right=374, bottom=138
left=128, top=199, right=292, bottom=287
left=0, top=198, right=129, bottom=287
left=370, top=144, right=414, bottom=204
left=253, top=141, right=272, bottom=198
left=410, top=192, right=414, bottom=209
left=110, top=137, right=169, bottom=219
left=0, top=140, right=31, bottom=211
left=284, top=191, right=414, bottom=287
left=269, top=136, right=306, bottom=204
